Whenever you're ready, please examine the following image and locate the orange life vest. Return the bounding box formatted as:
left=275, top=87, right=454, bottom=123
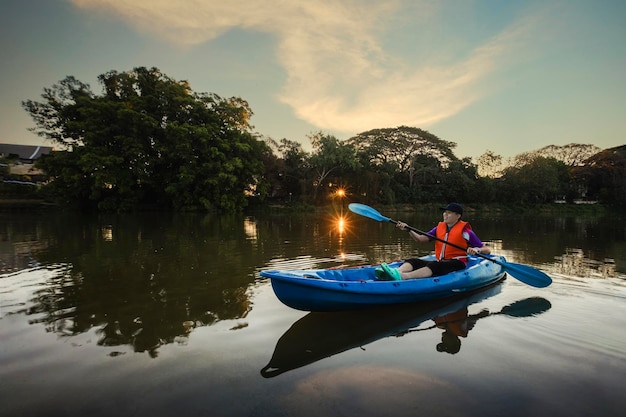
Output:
left=435, top=220, right=471, bottom=261
left=435, top=308, right=470, bottom=337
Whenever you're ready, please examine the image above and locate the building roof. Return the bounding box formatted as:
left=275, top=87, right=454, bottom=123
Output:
left=0, top=144, right=53, bottom=160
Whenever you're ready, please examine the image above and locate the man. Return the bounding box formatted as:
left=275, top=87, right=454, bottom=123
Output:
left=378, top=203, right=490, bottom=280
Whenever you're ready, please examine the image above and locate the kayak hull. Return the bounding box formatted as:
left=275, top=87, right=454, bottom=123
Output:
left=260, top=255, right=507, bottom=311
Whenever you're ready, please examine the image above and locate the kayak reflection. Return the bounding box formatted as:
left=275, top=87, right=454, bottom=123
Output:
left=261, top=283, right=551, bottom=378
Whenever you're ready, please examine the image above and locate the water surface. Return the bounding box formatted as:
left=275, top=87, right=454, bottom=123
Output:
left=1, top=209, right=625, bottom=416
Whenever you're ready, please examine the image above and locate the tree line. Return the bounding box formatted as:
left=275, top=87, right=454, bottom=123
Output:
left=20, top=67, right=625, bottom=211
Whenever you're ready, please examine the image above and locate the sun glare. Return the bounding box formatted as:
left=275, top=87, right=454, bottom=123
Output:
left=337, top=216, right=345, bottom=234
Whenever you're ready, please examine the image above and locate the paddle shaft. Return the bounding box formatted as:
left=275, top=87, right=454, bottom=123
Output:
left=400, top=303, right=542, bottom=335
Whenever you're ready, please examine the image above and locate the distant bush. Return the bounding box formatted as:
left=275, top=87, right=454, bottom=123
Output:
left=0, top=180, right=40, bottom=199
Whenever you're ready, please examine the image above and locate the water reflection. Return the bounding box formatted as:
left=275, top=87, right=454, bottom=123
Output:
left=1, top=212, right=267, bottom=357
left=551, top=248, right=617, bottom=278
left=243, top=217, right=258, bottom=242
left=396, top=211, right=625, bottom=279
left=1, top=210, right=382, bottom=358
left=101, top=225, right=113, bottom=241
left=467, top=213, right=625, bottom=273
left=260, top=282, right=551, bottom=377
left=0, top=209, right=622, bottom=361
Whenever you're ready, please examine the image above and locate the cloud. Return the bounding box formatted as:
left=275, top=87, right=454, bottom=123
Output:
left=70, top=0, right=540, bottom=134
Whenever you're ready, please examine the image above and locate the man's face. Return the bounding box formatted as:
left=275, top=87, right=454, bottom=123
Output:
left=442, top=210, right=461, bottom=225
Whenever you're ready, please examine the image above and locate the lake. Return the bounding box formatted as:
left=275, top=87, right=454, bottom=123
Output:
left=1, top=207, right=625, bottom=417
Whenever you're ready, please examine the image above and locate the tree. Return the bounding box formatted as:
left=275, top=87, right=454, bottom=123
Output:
left=498, top=156, right=571, bottom=204
left=475, top=151, right=504, bottom=178
left=348, top=126, right=458, bottom=172
left=440, top=157, right=478, bottom=203
left=571, top=145, right=626, bottom=205
left=24, top=67, right=267, bottom=211
left=347, top=126, right=465, bottom=204
left=523, top=143, right=602, bottom=167
left=308, top=132, right=359, bottom=203
left=278, top=138, right=310, bottom=200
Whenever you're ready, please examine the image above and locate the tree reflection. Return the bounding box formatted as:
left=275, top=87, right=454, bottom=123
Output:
left=551, top=248, right=617, bottom=278
left=16, top=212, right=262, bottom=357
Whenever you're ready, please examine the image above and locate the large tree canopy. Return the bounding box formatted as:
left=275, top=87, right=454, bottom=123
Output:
left=345, top=126, right=470, bottom=204
left=347, top=126, right=458, bottom=172
left=23, top=67, right=268, bottom=211
left=520, top=143, right=602, bottom=167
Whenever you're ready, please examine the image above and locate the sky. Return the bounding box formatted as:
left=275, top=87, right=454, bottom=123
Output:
left=1, top=0, right=625, bottom=160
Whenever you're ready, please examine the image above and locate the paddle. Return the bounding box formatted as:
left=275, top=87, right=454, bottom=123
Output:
left=348, top=203, right=552, bottom=288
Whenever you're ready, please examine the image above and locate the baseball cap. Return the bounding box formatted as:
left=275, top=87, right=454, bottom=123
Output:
left=440, top=203, right=463, bottom=215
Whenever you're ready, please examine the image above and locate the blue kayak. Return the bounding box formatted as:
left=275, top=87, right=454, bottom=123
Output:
left=260, top=255, right=507, bottom=311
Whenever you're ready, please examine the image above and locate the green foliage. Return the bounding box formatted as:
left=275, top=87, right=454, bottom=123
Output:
left=25, top=67, right=267, bottom=211
left=497, top=157, right=571, bottom=204
left=0, top=182, right=39, bottom=199
left=0, top=158, right=9, bottom=176
left=258, top=127, right=619, bottom=208
left=277, top=138, right=310, bottom=200
left=346, top=126, right=468, bottom=204
left=308, top=132, right=359, bottom=203
left=21, top=68, right=622, bottom=210
left=571, top=145, right=626, bottom=205
left=476, top=151, right=504, bottom=178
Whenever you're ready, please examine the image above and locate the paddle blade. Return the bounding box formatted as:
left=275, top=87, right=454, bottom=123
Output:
left=500, top=297, right=552, bottom=317
left=348, top=203, right=391, bottom=222
left=502, top=262, right=552, bottom=288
